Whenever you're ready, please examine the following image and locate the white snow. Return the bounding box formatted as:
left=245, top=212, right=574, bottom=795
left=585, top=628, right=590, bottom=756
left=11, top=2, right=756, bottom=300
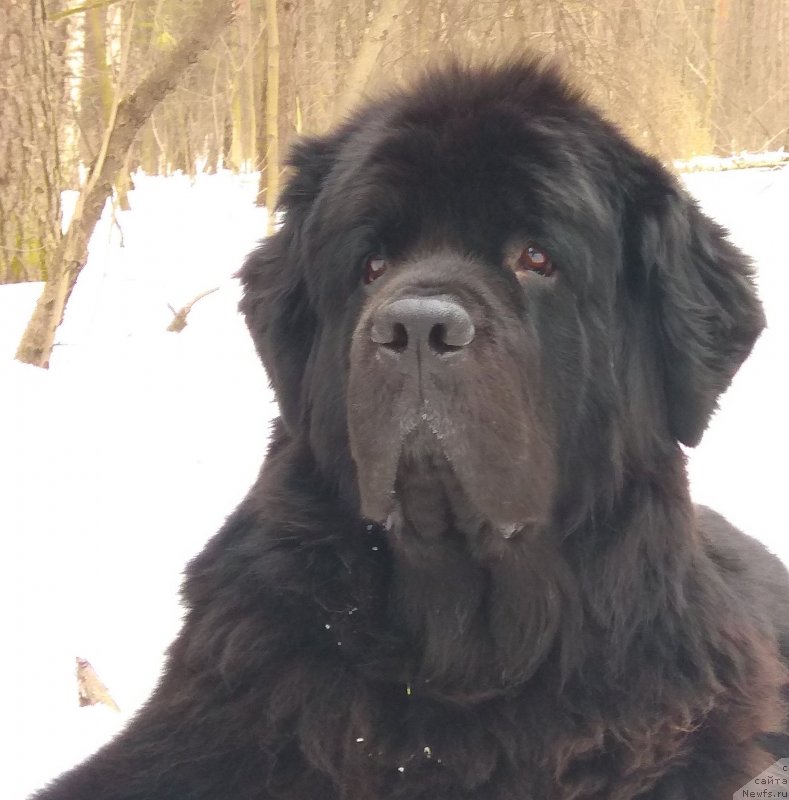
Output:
left=681, top=166, right=789, bottom=555
left=1, top=172, right=275, bottom=798
left=1, top=164, right=787, bottom=798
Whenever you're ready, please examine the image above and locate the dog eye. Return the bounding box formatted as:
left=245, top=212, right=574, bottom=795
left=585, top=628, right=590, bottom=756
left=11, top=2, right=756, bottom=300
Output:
left=363, top=255, right=388, bottom=284
left=516, top=244, right=554, bottom=276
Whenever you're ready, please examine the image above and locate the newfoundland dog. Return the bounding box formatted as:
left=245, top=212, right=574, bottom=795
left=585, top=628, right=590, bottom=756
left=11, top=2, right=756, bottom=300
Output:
left=35, top=61, right=788, bottom=800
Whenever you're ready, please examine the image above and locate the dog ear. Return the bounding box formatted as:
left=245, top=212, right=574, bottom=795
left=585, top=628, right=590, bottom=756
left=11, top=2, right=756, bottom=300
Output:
left=239, top=133, right=344, bottom=431
left=640, top=181, right=765, bottom=447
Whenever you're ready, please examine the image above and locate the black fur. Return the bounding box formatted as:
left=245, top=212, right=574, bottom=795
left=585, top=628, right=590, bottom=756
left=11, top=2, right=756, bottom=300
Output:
left=33, top=60, right=788, bottom=800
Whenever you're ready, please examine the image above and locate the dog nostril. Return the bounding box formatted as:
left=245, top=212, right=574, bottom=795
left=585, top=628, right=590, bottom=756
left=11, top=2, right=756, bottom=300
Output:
left=433, top=307, right=475, bottom=351
left=371, top=319, right=409, bottom=352
left=387, top=322, right=408, bottom=353
left=429, top=323, right=464, bottom=354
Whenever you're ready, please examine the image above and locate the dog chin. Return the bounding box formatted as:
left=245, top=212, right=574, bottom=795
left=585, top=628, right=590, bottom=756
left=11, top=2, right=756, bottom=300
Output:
left=357, top=424, right=534, bottom=544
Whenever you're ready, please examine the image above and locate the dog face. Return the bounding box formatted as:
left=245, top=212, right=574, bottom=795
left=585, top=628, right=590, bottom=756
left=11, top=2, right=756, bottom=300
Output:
left=240, top=61, right=764, bottom=547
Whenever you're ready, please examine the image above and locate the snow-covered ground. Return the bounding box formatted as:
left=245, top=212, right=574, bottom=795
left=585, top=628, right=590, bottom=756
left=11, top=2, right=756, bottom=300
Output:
left=2, top=166, right=788, bottom=798
left=673, top=148, right=788, bottom=173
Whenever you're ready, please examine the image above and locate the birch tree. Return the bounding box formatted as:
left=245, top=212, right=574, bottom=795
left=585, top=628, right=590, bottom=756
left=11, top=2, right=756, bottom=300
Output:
left=16, top=0, right=235, bottom=368
left=0, top=0, right=62, bottom=284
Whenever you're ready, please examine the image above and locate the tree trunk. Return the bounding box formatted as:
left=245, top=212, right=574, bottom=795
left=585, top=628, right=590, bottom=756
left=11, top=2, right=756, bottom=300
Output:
left=262, top=0, right=280, bottom=230
left=16, top=0, right=235, bottom=368
left=704, top=0, right=726, bottom=149
left=0, top=0, right=62, bottom=284
left=337, top=0, right=402, bottom=115
left=254, top=19, right=268, bottom=197
left=79, top=5, right=112, bottom=163
left=238, top=0, right=257, bottom=170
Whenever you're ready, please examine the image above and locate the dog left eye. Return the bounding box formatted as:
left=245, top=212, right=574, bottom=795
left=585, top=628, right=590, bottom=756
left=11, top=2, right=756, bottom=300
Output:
left=363, top=255, right=388, bottom=284
left=516, top=244, right=554, bottom=276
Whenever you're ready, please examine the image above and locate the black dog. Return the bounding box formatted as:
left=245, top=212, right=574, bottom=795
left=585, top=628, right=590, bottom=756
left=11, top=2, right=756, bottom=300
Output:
left=34, top=60, right=788, bottom=800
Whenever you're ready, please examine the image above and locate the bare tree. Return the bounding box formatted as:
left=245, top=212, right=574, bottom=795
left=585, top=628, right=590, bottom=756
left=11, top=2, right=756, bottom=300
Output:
left=79, top=5, right=113, bottom=164
left=337, top=0, right=404, bottom=114
left=16, top=0, right=235, bottom=368
left=0, top=0, right=62, bottom=284
left=263, top=0, right=280, bottom=232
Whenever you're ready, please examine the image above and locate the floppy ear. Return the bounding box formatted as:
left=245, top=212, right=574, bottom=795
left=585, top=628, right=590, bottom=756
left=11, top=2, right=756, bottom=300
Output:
left=238, top=134, right=344, bottom=431
left=641, top=184, right=765, bottom=447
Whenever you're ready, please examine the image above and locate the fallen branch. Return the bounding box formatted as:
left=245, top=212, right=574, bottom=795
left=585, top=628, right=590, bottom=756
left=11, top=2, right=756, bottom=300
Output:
left=167, top=286, right=220, bottom=332
left=674, top=151, right=789, bottom=173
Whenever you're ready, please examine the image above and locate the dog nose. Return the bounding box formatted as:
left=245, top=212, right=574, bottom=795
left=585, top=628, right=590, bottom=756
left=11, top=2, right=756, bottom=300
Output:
left=370, top=295, right=475, bottom=355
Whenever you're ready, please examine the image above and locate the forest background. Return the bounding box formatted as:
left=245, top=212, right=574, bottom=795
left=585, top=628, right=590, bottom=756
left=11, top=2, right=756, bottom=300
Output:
left=1, top=0, right=788, bottom=366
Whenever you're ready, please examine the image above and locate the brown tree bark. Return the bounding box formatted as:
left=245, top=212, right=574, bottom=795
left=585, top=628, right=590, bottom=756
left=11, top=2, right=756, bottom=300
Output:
left=235, top=0, right=258, bottom=171
left=16, top=0, right=235, bottom=368
left=262, top=0, right=280, bottom=231
left=79, top=5, right=113, bottom=163
left=337, top=0, right=402, bottom=115
left=0, top=0, right=62, bottom=285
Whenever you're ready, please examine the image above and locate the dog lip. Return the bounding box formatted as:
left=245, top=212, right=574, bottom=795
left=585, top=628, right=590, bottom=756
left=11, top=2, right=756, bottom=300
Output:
left=495, top=519, right=544, bottom=539
left=499, top=523, right=521, bottom=539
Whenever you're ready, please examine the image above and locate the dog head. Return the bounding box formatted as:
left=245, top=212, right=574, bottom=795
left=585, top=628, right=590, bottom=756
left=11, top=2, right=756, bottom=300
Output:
left=240, top=61, right=764, bottom=543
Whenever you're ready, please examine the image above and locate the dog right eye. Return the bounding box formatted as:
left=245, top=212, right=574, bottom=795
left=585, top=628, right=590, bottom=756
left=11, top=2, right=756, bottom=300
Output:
left=515, top=243, right=554, bottom=276
left=363, top=255, right=388, bottom=284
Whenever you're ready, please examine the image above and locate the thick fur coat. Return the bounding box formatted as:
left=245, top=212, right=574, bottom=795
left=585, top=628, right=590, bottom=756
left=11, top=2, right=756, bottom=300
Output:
left=34, top=61, right=789, bottom=800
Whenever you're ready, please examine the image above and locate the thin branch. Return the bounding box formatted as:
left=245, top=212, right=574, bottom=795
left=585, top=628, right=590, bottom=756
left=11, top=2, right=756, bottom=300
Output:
left=50, top=0, right=127, bottom=22
left=167, top=287, right=220, bottom=332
